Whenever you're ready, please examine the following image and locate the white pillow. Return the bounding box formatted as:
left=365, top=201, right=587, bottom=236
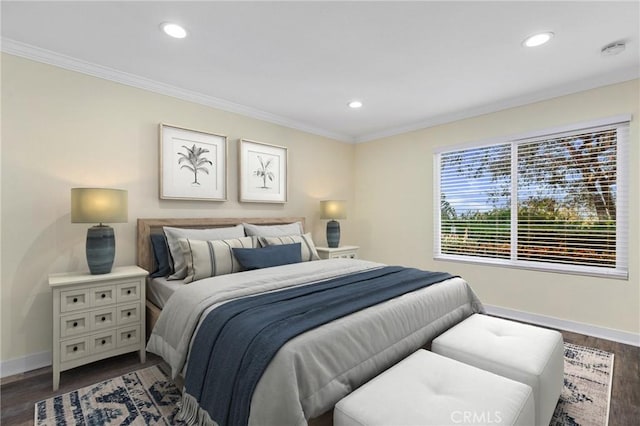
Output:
left=259, top=233, right=320, bottom=261
left=243, top=222, right=303, bottom=238
left=164, top=225, right=245, bottom=280
left=179, top=237, right=255, bottom=283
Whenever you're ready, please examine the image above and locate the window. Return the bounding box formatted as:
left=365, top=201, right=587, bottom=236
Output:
left=435, top=116, right=629, bottom=279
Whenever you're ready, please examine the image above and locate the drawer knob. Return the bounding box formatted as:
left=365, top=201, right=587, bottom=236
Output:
left=127, top=333, right=131, bottom=338
left=73, top=297, right=78, bottom=303
left=101, top=316, right=106, bottom=322
left=127, top=290, right=131, bottom=295
left=127, top=312, right=131, bottom=317
left=73, top=322, right=78, bottom=327
left=101, top=294, right=106, bottom=299
left=101, top=339, right=106, bottom=345
left=73, top=346, right=78, bottom=352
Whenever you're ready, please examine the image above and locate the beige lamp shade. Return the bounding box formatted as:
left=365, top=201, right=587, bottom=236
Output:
left=71, top=188, right=128, bottom=224
left=320, top=200, right=347, bottom=220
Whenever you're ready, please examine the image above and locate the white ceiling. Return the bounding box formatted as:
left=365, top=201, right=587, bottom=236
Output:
left=2, top=1, right=639, bottom=143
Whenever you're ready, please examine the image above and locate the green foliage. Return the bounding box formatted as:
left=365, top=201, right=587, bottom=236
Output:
left=440, top=194, right=456, bottom=222
left=441, top=196, right=616, bottom=266
left=439, top=127, right=619, bottom=267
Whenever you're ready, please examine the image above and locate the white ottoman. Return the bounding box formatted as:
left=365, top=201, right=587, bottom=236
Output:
left=432, top=314, right=564, bottom=426
left=334, top=349, right=534, bottom=426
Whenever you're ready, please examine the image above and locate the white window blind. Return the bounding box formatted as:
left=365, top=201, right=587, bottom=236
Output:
left=439, top=144, right=512, bottom=259
left=435, top=116, right=629, bottom=279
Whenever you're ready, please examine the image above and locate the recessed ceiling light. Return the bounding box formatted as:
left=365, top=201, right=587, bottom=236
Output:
left=523, top=32, right=554, bottom=47
left=348, top=100, right=363, bottom=109
left=161, top=22, right=187, bottom=39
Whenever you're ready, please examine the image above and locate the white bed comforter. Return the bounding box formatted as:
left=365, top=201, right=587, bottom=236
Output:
left=146, top=259, right=484, bottom=426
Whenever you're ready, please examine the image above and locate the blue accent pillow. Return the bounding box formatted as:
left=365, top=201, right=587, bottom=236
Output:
left=150, top=233, right=172, bottom=278
left=233, top=243, right=302, bottom=270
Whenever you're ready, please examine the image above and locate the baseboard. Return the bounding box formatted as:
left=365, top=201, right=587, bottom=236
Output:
left=0, top=350, right=51, bottom=379
left=2, top=307, right=638, bottom=378
left=484, top=304, right=640, bottom=347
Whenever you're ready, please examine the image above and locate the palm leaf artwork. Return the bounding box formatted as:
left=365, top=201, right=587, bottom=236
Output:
left=253, top=155, right=275, bottom=189
left=178, top=144, right=213, bottom=185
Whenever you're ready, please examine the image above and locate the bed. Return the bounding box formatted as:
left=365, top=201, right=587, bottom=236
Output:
left=137, top=217, right=484, bottom=426
left=137, top=217, right=307, bottom=336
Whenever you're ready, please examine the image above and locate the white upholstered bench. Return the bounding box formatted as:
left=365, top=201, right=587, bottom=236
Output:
left=432, top=314, right=564, bottom=426
left=334, top=349, right=535, bottom=426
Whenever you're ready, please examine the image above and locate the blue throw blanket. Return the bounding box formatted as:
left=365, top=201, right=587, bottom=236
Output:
left=183, top=266, right=454, bottom=426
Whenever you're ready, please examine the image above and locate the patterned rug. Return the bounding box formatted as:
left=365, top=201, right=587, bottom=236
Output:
left=35, top=364, right=185, bottom=425
left=551, top=343, right=614, bottom=426
left=36, top=343, right=613, bottom=425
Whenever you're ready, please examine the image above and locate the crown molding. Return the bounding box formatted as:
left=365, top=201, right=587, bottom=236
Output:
left=3, top=38, right=637, bottom=145
left=354, top=65, right=640, bottom=143
left=1, top=38, right=354, bottom=143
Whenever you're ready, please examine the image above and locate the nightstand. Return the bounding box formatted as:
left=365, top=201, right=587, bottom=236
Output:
left=316, top=245, right=359, bottom=259
left=49, top=265, right=147, bottom=391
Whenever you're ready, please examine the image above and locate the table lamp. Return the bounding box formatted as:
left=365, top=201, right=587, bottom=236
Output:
left=71, top=188, right=128, bottom=274
left=320, top=200, right=346, bottom=248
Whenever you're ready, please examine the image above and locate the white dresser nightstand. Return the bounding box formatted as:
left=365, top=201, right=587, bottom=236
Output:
left=49, top=265, right=147, bottom=391
left=316, top=245, right=359, bottom=260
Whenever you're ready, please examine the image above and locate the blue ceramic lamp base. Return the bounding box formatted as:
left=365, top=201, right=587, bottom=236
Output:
left=86, top=225, right=115, bottom=275
left=326, top=220, right=341, bottom=248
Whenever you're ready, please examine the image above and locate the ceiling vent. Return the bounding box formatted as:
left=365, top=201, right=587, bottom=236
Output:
left=601, top=42, right=626, bottom=56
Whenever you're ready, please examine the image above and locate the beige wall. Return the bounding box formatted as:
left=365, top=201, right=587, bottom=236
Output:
left=0, top=54, right=355, bottom=362
left=2, top=53, right=638, bottom=367
left=354, top=79, right=640, bottom=335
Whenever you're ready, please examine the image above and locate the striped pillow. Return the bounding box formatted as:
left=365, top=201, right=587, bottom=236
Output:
left=179, top=237, right=255, bottom=283
left=258, top=233, right=320, bottom=262
left=243, top=221, right=303, bottom=238
left=164, top=224, right=245, bottom=280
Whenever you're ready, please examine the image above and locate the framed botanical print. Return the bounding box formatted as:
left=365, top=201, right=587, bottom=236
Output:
left=239, top=139, right=288, bottom=203
left=159, top=124, right=227, bottom=201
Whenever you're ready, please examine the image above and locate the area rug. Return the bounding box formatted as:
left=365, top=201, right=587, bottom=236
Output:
left=35, top=363, right=185, bottom=425
left=36, top=343, right=613, bottom=425
left=550, top=343, right=614, bottom=426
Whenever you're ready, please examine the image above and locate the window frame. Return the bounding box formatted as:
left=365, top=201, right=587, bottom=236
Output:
left=434, top=115, right=630, bottom=279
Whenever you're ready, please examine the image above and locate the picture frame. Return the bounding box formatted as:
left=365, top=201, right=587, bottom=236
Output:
left=239, top=139, right=288, bottom=203
left=159, top=123, right=227, bottom=201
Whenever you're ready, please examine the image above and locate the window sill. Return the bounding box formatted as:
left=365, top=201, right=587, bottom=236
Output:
left=433, top=254, right=628, bottom=280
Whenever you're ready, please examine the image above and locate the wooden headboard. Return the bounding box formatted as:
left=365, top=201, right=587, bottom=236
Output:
left=136, top=217, right=306, bottom=274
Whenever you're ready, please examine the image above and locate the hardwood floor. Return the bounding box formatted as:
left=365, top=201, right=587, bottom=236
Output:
left=559, top=330, right=640, bottom=425
left=1, top=352, right=163, bottom=426
left=1, top=330, right=638, bottom=425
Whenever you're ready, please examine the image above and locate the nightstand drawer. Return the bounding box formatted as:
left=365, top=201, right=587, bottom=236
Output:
left=91, top=308, right=117, bottom=331
left=91, top=330, right=116, bottom=354
left=60, top=289, right=90, bottom=313
left=117, top=325, right=140, bottom=348
left=317, top=246, right=359, bottom=260
left=334, top=253, right=357, bottom=259
left=116, top=281, right=141, bottom=303
left=60, top=312, right=91, bottom=338
left=50, top=265, right=148, bottom=391
left=91, top=286, right=116, bottom=307
left=117, top=303, right=140, bottom=325
left=60, top=337, right=89, bottom=362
